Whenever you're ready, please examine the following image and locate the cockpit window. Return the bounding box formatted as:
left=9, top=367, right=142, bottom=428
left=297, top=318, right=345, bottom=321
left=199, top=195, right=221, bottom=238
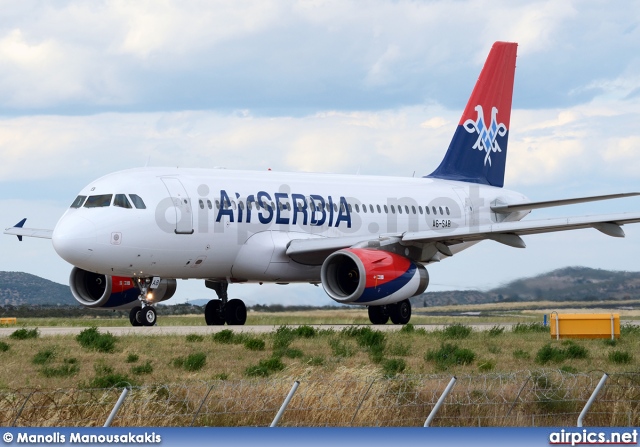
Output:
left=84, top=194, right=113, bottom=208
left=129, top=194, right=147, bottom=209
left=114, top=194, right=132, bottom=209
left=70, top=195, right=87, bottom=208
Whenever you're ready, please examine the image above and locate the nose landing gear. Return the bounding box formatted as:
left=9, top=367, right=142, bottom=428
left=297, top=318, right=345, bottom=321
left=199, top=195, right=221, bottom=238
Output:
left=128, top=278, right=159, bottom=327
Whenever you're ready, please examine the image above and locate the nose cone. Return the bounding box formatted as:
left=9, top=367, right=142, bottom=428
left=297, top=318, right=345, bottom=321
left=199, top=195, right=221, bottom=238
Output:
left=52, top=213, right=97, bottom=267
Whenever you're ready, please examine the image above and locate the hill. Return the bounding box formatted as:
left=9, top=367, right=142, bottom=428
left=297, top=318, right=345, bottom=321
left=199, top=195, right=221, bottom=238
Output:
left=0, top=271, right=77, bottom=306
left=412, top=266, right=640, bottom=307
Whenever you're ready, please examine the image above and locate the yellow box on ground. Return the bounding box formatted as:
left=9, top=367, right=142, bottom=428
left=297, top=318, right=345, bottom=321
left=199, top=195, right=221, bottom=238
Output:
left=0, top=317, right=17, bottom=325
left=549, top=313, right=619, bottom=339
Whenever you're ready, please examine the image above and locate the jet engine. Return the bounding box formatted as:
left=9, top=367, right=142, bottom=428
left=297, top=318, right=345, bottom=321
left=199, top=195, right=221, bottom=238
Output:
left=320, top=248, right=428, bottom=305
left=69, top=267, right=176, bottom=309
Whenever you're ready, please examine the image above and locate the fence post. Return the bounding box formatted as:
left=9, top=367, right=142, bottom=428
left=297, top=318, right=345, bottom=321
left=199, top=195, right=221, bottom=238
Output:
left=270, top=381, right=300, bottom=427
left=12, top=390, right=35, bottom=427
left=104, top=387, right=130, bottom=428
left=577, top=373, right=608, bottom=427
left=424, top=376, right=456, bottom=427
left=350, top=379, right=376, bottom=426
left=191, top=383, right=216, bottom=427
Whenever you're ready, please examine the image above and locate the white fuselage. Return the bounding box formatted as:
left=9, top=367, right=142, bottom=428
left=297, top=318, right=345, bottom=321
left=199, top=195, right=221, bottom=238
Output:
left=51, top=167, right=529, bottom=283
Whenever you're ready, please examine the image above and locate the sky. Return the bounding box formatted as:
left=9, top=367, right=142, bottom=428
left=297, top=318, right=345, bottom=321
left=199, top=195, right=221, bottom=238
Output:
left=1, top=0, right=640, bottom=307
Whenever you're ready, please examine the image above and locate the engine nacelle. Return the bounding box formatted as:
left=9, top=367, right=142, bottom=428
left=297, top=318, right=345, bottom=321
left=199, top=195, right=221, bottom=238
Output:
left=69, top=267, right=177, bottom=309
left=320, top=248, right=428, bottom=305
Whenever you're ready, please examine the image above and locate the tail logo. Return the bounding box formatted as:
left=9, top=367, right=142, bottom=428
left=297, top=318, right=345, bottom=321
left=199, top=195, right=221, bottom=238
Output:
left=464, top=105, right=507, bottom=167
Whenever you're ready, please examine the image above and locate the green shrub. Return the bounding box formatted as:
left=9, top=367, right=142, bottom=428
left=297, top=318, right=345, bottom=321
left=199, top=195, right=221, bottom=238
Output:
left=563, top=341, right=588, bottom=360
left=273, top=326, right=295, bottom=350
left=281, top=348, right=303, bottom=359
left=560, top=365, right=578, bottom=374
left=399, top=323, right=415, bottom=334
left=41, top=359, right=79, bottom=378
left=294, top=325, right=317, bottom=338
left=245, top=356, right=285, bottom=377
left=512, top=323, right=547, bottom=333
left=76, top=327, right=116, bottom=353
left=535, top=344, right=566, bottom=364
left=0, top=341, right=9, bottom=352
left=513, top=349, right=530, bottom=360
left=621, top=324, right=640, bottom=336
left=126, top=353, right=139, bottom=363
left=488, top=326, right=505, bottom=337
left=425, top=343, right=475, bottom=370
left=10, top=328, right=39, bottom=340
left=329, top=338, right=355, bottom=358
left=32, top=348, right=56, bottom=365
left=441, top=323, right=472, bottom=339
left=183, top=353, right=207, bottom=371
left=609, top=350, right=632, bottom=364
left=244, top=338, right=266, bottom=351
left=212, top=330, right=235, bottom=344
left=478, top=360, right=495, bottom=372
left=87, top=373, right=132, bottom=389
left=186, top=334, right=204, bottom=343
left=94, top=362, right=114, bottom=376
left=603, top=338, right=617, bottom=347
left=306, top=356, right=325, bottom=366
left=130, top=361, right=153, bottom=375
left=382, top=358, right=406, bottom=377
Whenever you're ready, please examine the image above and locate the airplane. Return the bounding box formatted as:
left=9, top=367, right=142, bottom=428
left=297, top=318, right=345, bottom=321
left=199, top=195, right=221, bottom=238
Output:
left=5, top=41, right=640, bottom=327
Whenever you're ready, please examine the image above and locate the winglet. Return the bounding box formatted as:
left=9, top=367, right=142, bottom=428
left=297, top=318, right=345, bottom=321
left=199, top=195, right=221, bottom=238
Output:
left=14, top=218, right=27, bottom=242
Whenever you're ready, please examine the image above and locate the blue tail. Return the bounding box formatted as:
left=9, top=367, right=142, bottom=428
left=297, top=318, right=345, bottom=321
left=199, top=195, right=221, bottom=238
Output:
left=428, top=42, right=518, bottom=188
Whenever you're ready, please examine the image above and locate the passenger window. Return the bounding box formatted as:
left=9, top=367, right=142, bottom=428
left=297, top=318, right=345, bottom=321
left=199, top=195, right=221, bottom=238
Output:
left=370, top=205, right=374, bottom=213
left=355, top=204, right=359, bottom=213
left=446, top=207, right=450, bottom=215
left=405, top=205, right=410, bottom=214
left=412, top=206, right=416, bottom=214
left=377, top=205, right=381, bottom=213
left=384, top=205, right=388, bottom=213
left=70, top=195, right=87, bottom=208
left=215, top=200, right=220, bottom=209
left=439, top=206, right=443, bottom=215
left=198, top=199, right=204, bottom=210
left=362, top=204, right=367, bottom=213
left=239, top=201, right=245, bottom=210
left=207, top=200, right=212, bottom=210
left=419, top=206, right=423, bottom=214
left=426, top=207, right=430, bottom=215
left=84, top=194, right=113, bottom=208
left=129, top=194, right=147, bottom=209
left=114, top=194, right=132, bottom=209
left=391, top=205, right=395, bottom=214
left=432, top=206, right=437, bottom=215
left=398, top=206, right=402, bottom=214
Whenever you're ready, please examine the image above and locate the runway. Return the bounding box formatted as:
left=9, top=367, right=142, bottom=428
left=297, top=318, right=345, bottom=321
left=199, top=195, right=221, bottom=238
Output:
left=0, top=323, right=519, bottom=337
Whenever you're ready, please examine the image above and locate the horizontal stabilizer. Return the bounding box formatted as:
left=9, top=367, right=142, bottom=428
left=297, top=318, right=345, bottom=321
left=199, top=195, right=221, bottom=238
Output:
left=4, top=219, right=53, bottom=241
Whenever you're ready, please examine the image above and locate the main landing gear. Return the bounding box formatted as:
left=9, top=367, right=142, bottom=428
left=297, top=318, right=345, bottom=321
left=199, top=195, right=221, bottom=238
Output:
left=129, top=278, right=158, bottom=327
left=367, top=299, right=412, bottom=325
left=204, top=280, right=247, bottom=326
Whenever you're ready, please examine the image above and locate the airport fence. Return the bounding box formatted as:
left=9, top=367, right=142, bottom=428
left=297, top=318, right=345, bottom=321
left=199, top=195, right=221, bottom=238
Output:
left=1, top=370, right=639, bottom=427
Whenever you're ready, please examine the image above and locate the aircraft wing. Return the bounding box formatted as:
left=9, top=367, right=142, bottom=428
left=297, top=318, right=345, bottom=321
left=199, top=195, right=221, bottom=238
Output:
left=402, top=212, right=640, bottom=247
left=3, top=219, right=53, bottom=241
left=491, top=192, right=640, bottom=213
left=286, top=212, right=640, bottom=264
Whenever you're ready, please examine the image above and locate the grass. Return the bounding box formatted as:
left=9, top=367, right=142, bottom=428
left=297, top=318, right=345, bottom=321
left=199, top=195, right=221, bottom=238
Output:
left=76, top=327, right=117, bottom=353
left=0, top=320, right=639, bottom=388
left=10, top=328, right=39, bottom=340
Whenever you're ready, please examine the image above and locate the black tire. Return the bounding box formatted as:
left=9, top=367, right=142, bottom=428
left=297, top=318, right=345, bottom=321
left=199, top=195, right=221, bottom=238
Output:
left=139, top=306, right=157, bottom=326
left=205, top=299, right=225, bottom=325
left=368, top=305, right=389, bottom=324
left=389, top=299, right=411, bottom=325
left=225, top=299, right=247, bottom=325
left=129, top=306, right=142, bottom=326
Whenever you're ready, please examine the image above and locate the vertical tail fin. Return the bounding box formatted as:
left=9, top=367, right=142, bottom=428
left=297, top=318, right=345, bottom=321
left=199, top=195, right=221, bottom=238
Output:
left=428, top=42, right=517, bottom=188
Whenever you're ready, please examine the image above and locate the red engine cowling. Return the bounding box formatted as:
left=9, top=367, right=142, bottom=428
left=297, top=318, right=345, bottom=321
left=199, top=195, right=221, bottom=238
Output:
left=320, top=248, right=428, bottom=305
left=69, top=267, right=176, bottom=309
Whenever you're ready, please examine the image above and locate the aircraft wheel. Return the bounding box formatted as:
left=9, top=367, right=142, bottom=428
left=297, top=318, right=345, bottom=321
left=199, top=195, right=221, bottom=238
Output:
left=129, top=306, right=143, bottom=326
left=225, top=299, right=247, bottom=325
left=368, top=305, right=389, bottom=324
left=205, top=299, right=225, bottom=325
left=137, top=306, right=157, bottom=326
left=389, top=299, right=411, bottom=325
